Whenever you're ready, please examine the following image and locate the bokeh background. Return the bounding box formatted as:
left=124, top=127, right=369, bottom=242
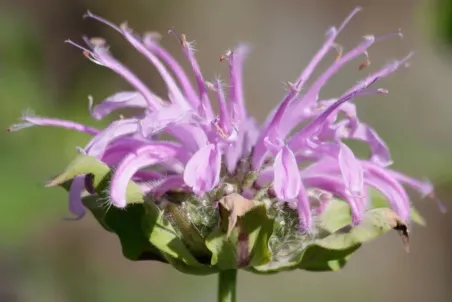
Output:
left=1, top=0, right=451, bottom=301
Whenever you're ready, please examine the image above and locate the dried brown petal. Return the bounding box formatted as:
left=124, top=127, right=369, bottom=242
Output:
left=219, top=193, right=256, bottom=237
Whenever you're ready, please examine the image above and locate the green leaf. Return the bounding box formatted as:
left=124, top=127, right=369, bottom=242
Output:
left=295, top=199, right=360, bottom=272
left=206, top=200, right=274, bottom=270
left=46, top=154, right=109, bottom=187
left=82, top=195, right=112, bottom=232
left=410, top=207, right=426, bottom=226
left=317, top=208, right=407, bottom=250
left=142, top=202, right=204, bottom=267
left=82, top=196, right=164, bottom=262
left=205, top=230, right=238, bottom=270
left=251, top=199, right=353, bottom=274
left=49, top=154, right=144, bottom=205
left=54, top=155, right=216, bottom=274
left=240, top=202, right=273, bottom=267
left=298, top=244, right=360, bottom=272
left=249, top=256, right=300, bottom=275
left=164, top=256, right=219, bottom=275
left=370, top=189, right=426, bottom=226
left=165, top=203, right=212, bottom=258
left=317, top=199, right=353, bottom=233
left=253, top=199, right=407, bottom=274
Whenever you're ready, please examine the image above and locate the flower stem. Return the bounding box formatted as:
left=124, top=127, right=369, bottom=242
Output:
left=218, top=270, right=237, bottom=302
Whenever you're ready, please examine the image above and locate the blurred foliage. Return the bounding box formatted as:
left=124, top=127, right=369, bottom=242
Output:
left=435, top=0, right=452, bottom=47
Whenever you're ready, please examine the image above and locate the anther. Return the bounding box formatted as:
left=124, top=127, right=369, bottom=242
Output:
left=285, top=81, right=300, bottom=93
left=144, top=31, right=162, bottom=41
left=205, top=81, right=216, bottom=92
left=374, top=29, right=403, bottom=43
left=89, top=37, right=107, bottom=47
left=358, top=51, right=371, bottom=70
left=220, top=50, right=232, bottom=62
left=332, top=43, right=343, bottom=62
left=168, top=28, right=183, bottom=44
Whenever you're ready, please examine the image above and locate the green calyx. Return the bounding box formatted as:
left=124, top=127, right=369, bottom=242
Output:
left=50, top=154, right=425, bottom=275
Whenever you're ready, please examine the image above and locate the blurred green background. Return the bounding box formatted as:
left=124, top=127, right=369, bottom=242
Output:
left=1, top=0, right=451, bottom=301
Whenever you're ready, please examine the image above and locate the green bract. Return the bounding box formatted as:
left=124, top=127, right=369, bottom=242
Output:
left=50, top=154, right=424, bottom=275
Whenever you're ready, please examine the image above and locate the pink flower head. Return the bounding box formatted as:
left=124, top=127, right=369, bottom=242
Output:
left=10, top=8, right=440, bottom=232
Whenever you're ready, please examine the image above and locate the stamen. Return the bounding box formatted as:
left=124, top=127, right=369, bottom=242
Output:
left=88, top=95, right=94, bottom=114
left=65, top=39, right=104, bottom=65
left=144, top=31, right=162, bottom=41
left=220, top=49, right=232, bottom=62
left=284, top=81, right=300, bottom=93
left=83, top=10, right=122, bottom=33
left=169, top=28, right=213, bottom=119
left=374, top=29, right=403, bottom=43
left=168, top=28, right=184, bottom=45
left=358, top=51, right=371, bottom=70
left=89, top=37, right=107, bottom=47
left=65, top=39, right=92, bottom=53
left=76, top=147, right=87, bottom=154
left=332, top=43, right=343, bottom=62
left=427, top=192, right=448, bottom=213
left=337, top=6, right=362, bottom=33
left=8, top=112, right=100, bottom=135
left=205, top=81, right=216, bottom=92
left=7, top=123, right=33, bottom=132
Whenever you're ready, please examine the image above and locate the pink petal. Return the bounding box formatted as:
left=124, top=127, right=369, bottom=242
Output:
left=85, top=118, right=139, bottom=157
left=338, top=143, right=364, bottom=195
left=89, top=91, right=147, bottom=120
left=273, top=146, right=301, bottom=200
left=110, top=144, right=178, bottom=208
left=296, top=182, right=312, bottom=232
left=65, top=176, right=86, bottom=220
left=153, top=175, right=188, bottom=199
left=9, top=114, right=99, bottom=135
left=183, top=144, right=221, bottom=195
left=138, top=105, right=196, bottom=138
left=228, top=44, right=251, bottom=121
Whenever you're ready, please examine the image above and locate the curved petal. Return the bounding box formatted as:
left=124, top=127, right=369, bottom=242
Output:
left=85, top=118, right=139, bottom=157
left=120, top=24, right=191, bottom=110
left=64, top=176, right=86, bottom=220
left=183, top=144, right=221, bottom=195
left=132, top=170, right=163, bottom=182
left=153, top=175, right=188, bottom=199
left=338, top=143, right=364, bottom=197
left=263, top=7, right=362, bottom=136
left=168, top=30, right=214, bottom=120
left=273, top=146, right=301, bottom=200
left=167, top=124, right=208, bottom=154
left=143, top=35, right=199, bottom=107
left=9, top=114, right=99, bottom=135
left=139, top=105, right=196, bottom=138
left=388, top=170, right=447, bottom=213
left=362, top=162, right=412, bottom=221
left=351, top=123, right=392, bottom=167
left=87, top=41, right=163, bottom=110
left=228, top=44, right=251, bottom=121
left=296, top=182, right=312, bottom=232
left=101, top=138, right=148, bottom=165
left=286, top=35, right=375, bottom=131
left=89, top=91, right=147, bottom=120
left=225, top=117, right=260, bottom=173
left=302, top=174, right=365, bottom=224
left=110, top=144, right=178, bottom=207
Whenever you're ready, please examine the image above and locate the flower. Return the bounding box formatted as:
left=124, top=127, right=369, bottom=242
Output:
left=10, top=7, right=443, bottom=274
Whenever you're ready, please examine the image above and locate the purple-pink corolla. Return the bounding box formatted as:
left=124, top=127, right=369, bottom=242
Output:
left=9, top=7, right=441, bottom=232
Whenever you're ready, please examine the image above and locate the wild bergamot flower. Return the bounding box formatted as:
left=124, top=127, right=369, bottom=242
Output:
left=9, top=7, right=443, bottom=302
